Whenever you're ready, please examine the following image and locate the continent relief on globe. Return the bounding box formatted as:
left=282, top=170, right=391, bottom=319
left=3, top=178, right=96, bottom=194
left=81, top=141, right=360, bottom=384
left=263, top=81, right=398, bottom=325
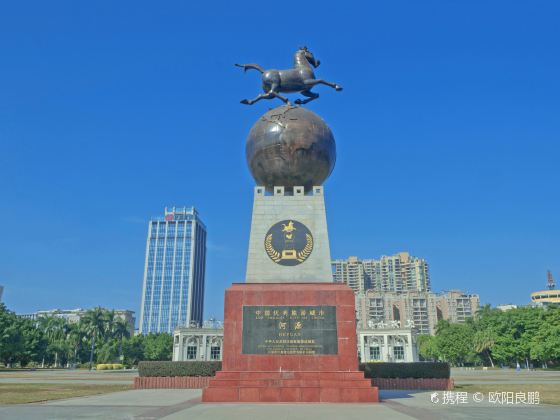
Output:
left=246, top=105, right=336, bottom=193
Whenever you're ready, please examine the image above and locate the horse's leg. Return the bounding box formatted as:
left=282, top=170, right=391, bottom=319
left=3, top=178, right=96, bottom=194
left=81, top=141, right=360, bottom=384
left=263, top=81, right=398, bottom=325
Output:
left=235, top=63, right=264, bottom=73
left=304, top=79, right=343, bottom=91
left=241, top=80, right=289, bottom=105
left=295, top=90, right=319, bottom=105
left=269, top=91, right=290, bottom=104
left=261, top=82, right=290, bottom=105
left=240, top=92, right=275, bottom=105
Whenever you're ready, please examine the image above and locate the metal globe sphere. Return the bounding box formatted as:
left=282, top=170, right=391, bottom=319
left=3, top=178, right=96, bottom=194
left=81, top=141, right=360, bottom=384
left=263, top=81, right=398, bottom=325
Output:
left=245, top=105, right=336, bottom=192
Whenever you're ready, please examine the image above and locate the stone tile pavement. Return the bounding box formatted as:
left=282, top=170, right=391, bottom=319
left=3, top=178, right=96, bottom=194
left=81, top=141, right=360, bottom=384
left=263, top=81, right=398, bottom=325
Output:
left=0, top=389, right=557, bottom=420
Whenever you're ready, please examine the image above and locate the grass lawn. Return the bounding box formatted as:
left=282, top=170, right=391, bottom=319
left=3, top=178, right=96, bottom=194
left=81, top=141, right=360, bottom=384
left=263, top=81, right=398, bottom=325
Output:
left=0, top=383, right=133, bottom=405
left=455, top=384, right=560, bottom=405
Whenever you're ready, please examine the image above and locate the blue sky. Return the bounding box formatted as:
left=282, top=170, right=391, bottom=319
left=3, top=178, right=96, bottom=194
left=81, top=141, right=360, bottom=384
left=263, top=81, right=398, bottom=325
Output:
left=1, top=1, right=559, bottom=321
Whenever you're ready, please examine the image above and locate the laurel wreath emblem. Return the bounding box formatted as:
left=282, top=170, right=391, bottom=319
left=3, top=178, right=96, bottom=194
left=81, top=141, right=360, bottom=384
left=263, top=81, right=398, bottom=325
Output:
left=265, top=233, right=282, bottom=262
left=297, top=233, right=313, bottom=262
left=264, top=232, right=313, bottom=264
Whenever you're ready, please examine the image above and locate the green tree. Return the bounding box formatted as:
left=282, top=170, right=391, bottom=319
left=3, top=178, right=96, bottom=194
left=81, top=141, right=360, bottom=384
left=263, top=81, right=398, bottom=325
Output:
left=111, top=318, right=131, bottom=360
left=104, top=310, right=117, bottom=339
left=38, top=315, right=67, bottom=367
left=530, top=307, right=560, bottom=367
left=472, top=329, right=496, bottom=367
left=19, top=318, right=48, bottom=367
left=65, top=323, right=86, bottom=366
left=489, top=307, right=542, bottom=368
left=96, top=340, right=119, bottom=363
left=122, top=335, right=145, bottom=367
left=143, top=334, right=173, bottom=361
left=81, top=307, right=107, bottom=369
left=0, top=304, right=25, bottom=366
left=434, top=320, right=477, bottom=366
left=417, top=334, right=438, bottom=361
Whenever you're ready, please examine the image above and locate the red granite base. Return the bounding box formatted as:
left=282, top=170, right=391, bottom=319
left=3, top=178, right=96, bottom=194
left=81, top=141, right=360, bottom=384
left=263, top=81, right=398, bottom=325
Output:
left=204, top=370, right=378, bottom=402
left=202, top=283, right=379, bottom=403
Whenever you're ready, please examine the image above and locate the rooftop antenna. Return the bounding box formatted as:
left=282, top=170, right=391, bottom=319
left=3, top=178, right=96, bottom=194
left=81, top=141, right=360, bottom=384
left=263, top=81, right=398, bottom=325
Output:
left=547, top=270, right=555, bottom=290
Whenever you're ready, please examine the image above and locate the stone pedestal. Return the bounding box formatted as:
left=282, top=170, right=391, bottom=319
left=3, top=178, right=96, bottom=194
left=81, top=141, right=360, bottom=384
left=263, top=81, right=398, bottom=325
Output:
left=202, top=283, right=378, bottom=403
left=245, top=186, right=332, bottom=283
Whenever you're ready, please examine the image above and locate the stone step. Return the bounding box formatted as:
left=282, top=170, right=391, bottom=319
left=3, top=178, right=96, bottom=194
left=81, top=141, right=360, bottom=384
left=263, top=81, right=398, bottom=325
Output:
left=208, top=378, right=373, bottom=388
left=214, top=370, right=367, bottom=381
left=202, top=386, right=379, bottom=403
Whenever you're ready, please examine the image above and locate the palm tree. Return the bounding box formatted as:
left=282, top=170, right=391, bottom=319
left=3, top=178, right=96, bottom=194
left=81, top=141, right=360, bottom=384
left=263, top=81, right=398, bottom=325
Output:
left=66, top=323, right=86, bottom=367
left=104, top=310, right=117, bottom=339
left=81, top=307, right=107, bottom=369
left=37, top=316, right=51, bottom=367
left=111, top=318, right=131, bottom=361
left=39, top=315, right=66, bottom=367
left=473, top=329, right=496, bottom=367
left=475, top=304, right=496, bottom=320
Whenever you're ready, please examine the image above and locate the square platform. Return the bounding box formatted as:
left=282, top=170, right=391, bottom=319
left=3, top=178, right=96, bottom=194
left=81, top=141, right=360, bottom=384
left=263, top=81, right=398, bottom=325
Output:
left=202, top=283, right=379, bottom=403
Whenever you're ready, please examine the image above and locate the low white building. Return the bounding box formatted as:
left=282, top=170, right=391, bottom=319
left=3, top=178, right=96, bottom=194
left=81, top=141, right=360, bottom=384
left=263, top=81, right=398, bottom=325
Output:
left=357, top=326, right=418, bottom=363
left=173, top=325, right=224, bottom=362
left=496, top=304, right=518, bottom=312
left=173, top=321, right=418, bottom=363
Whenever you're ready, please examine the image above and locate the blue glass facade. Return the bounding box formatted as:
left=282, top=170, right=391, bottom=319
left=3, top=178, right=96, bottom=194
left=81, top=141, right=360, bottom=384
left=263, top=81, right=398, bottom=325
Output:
left=139, top=207, right=206, bottom=334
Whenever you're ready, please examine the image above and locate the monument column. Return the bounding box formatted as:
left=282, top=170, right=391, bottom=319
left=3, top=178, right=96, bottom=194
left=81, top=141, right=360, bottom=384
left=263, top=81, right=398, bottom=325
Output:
left=202, top=47, right=378, bottom=403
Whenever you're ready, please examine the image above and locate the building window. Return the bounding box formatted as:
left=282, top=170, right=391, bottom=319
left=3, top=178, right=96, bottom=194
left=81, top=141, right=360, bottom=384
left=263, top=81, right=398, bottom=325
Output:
left=393, top=346, right=404, bottom=360
left=369, top=346, right=380, bottom=360
left=393, top=305, right=400, bottom=321
left=186, top=346, right=197, bottom=360
left=210, top=346, right=221, bottom=360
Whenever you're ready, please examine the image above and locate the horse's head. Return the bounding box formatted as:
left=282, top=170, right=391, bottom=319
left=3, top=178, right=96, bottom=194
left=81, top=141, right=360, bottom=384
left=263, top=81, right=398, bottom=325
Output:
left=299, top=46, right=320, bottom=68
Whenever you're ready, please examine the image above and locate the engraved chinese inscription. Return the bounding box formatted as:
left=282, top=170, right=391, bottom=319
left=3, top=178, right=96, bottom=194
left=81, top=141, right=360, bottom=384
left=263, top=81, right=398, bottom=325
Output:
left=242, top=305, right=338, bottom=355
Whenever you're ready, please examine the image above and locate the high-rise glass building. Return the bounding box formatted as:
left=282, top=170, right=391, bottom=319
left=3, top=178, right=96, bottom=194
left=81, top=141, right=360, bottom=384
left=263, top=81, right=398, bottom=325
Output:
left=139, top=207, right=207, bottom=334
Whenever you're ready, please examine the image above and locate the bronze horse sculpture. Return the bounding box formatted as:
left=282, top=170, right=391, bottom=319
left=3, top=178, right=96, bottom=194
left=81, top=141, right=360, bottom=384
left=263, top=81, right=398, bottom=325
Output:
left=236, top=47, right=342, bottom=105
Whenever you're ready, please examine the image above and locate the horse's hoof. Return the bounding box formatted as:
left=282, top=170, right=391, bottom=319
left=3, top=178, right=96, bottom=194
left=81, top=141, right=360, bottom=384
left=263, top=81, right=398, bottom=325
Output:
left=240, top=99, right=250, bottom=105
left=335, top=85, right=343, bottom=91
left=294, top=99, right=303, bottom=105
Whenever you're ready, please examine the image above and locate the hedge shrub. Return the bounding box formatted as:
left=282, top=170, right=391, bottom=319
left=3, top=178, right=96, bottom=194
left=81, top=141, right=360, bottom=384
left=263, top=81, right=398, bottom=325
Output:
left=138, top=361, right=222, bottom=377
left=359, top=362, right=450, bottom=379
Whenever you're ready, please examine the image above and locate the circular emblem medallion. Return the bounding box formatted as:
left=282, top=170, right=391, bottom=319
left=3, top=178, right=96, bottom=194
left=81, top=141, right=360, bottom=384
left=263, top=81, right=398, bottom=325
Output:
left=264, top=220, right=314, bottom=266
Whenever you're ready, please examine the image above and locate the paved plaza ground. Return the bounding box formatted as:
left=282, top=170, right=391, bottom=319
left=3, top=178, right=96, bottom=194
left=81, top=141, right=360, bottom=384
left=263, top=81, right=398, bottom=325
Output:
left=0, top=368, right=558, bottom=419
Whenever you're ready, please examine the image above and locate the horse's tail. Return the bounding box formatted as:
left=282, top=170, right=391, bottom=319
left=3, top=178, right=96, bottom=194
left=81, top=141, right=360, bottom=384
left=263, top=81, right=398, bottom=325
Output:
left=235, top=63, right=265, bottom=74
